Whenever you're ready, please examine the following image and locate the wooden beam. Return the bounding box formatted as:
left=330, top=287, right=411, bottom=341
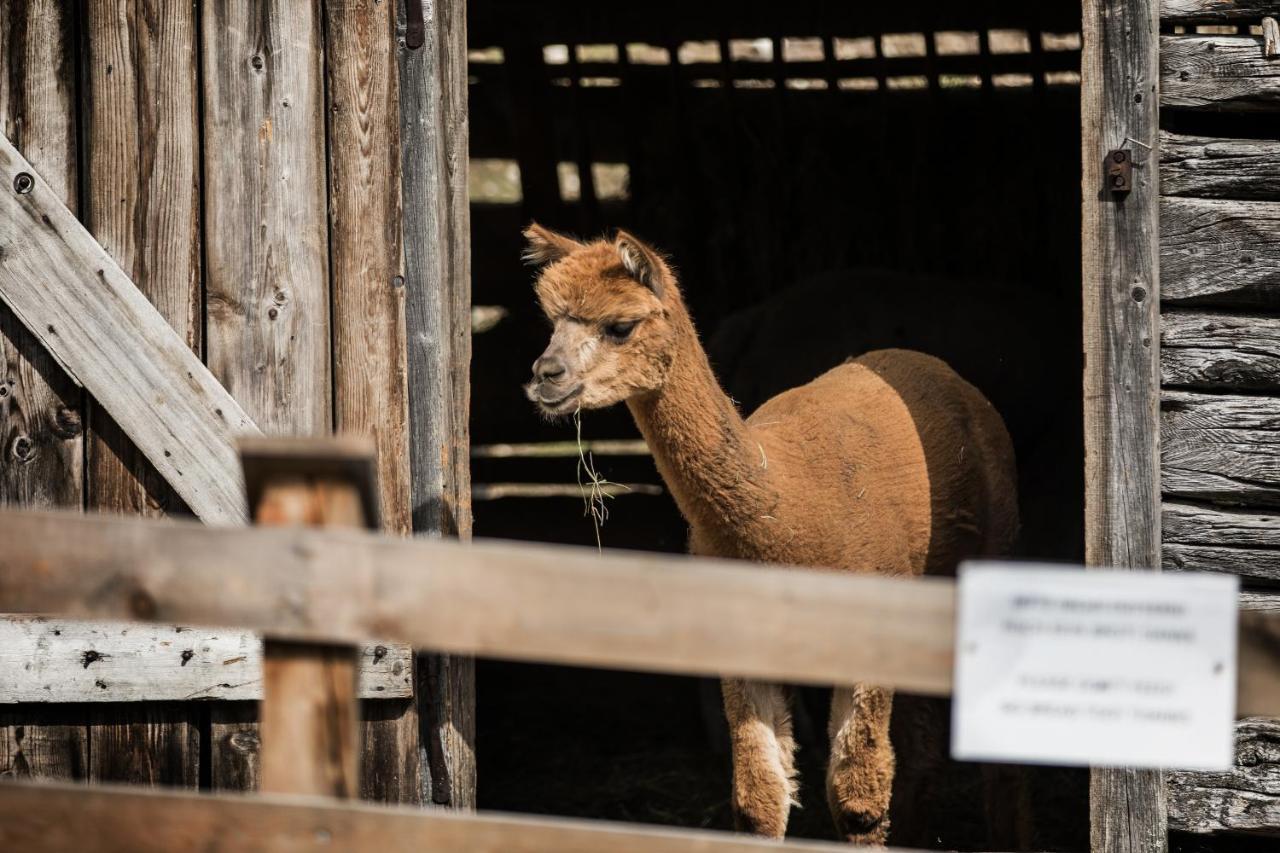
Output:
left=1168, top=717, right=1280, bottom=835
left=0, top=132, right=259, bottom=524
left=1162, top=197, right=1280, bottom=308
left=1162, top=311, right=1280, bottom=391
left=1161, top=133, right=1280, bottom=201
left=1082, top=0, right=1166, bottom=849
left=1162, top=0, right=1280, bottom=22
left=0, top=508, right=958, bottom=697
left=1164, top=501, right=1280, bottom=584
left=245, top=439, right=369, bottom=800
left=1163, top=35, right=1280, bottom=112
left=0, top=617, right=411, bottom=703
left=396, top=0, right=475, bottom=808
left=1162, top=390, right=1280, bottom=506
left=0, top=780, right=888, bottom=853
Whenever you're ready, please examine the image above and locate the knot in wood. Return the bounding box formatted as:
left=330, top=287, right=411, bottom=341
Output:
left=10, top=435, right=33, bottom=463
left=12, top=172, right=33, bottom=194
left=51, top=407, right=82, bottom=439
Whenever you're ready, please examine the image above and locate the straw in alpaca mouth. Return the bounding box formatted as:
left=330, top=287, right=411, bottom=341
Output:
left=573, top=407, right=630, bottom=552
left=526, top=382, right=583, bottom=416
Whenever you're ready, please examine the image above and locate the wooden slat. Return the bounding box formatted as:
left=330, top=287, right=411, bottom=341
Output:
left=1162, top=34, right=1280, bottom=112
left=0, top=780, right=884, bottom=853
left=0, top=0, right=83, bottom=510
left=0, top=133, right=258, bottom=524
left=1161, top=196, right=1280, bottom=308
left=0, top=508, right=958, bottom=697
left=1083, top=0, right=1166, bottom=849
left=0, top=617, right=411, bottom=703
left=86, top=703, right=198, bottom=788
left=1167, top=717, right=1280, bottom=835
left=1162, top=311, right=1280, bottom=391
left=1162, top=0, right=1280, bottom=22
left=1162, top=390, right=1280, bottom=505
left=1161, top=133, right=1280, bottom=201
left=200, top=0, right=330, bottom=438
left=397, top=0, right=475, bottom=809
left=0, top=707, right=86, bottom=781
left=1164, top=500, right=1280, bottom=581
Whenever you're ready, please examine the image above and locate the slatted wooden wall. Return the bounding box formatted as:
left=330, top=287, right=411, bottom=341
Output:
left=0, top=0, right=471, bottom=807
left=1159, top=0, right=1280, bottom=845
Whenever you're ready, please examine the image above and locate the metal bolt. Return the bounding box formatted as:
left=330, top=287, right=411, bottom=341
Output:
left=1112, top=175, right=1126, bottom=187
left=1111, top=150, right=1126, bottom=163
left=13, top=172, right=33, bottom=194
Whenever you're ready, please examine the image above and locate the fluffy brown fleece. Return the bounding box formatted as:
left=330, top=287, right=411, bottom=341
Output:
left=523, top=224, right=1019, bottom=844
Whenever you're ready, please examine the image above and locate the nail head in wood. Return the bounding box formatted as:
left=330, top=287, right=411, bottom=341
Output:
left=12, top=172, right=33, bottom=194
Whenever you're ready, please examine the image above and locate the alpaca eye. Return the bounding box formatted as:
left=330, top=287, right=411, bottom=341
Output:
left=604, top=320, right=638, bottom=341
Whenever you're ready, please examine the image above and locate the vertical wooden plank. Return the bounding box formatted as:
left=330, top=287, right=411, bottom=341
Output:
left=0, top=0, right=83, bottom=508
left=0, top=0, right=87, bottom=786
left=81, top=0, right=203, bottom=791
left=324, top=0, right=419, bottom=804
left=201, top=0, right=330, bottom=437
left=208, top=703, right=259, bottom=792
left=202, top=0, right=332, bottom=790
left=1082, top=1, right=1167, bottom=852
left=396, top=0, right=475, bottom=808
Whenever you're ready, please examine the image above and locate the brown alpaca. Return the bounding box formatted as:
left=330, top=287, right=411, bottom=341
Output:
left=522, top=224, right=1018, bottom=844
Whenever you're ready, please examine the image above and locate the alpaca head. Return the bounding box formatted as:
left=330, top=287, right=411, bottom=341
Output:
left=523, top=223, right=678, bottom=416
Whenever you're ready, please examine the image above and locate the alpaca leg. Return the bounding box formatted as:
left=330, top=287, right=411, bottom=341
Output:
left=721, top=679, right=798, bottom=838
left=827, top=684, right=895, bottom=845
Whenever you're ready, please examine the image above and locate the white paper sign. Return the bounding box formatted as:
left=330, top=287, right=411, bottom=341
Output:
left=952, top=563, right=1238, bottom=770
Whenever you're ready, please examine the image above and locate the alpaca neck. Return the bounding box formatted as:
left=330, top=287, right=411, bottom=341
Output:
left=626, top=305, right=772, bottom=536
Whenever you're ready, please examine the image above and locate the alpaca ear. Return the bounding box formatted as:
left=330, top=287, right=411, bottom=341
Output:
left=522, top=222, right=581, bottom=266
left=614, top=230, right=665, bottom=299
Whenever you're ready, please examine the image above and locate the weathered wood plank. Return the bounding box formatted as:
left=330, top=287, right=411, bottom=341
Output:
left=0, top=618, right=411, bottom=703
left=1161, top=197, right=1280, bottom=308
left=1165, top=541, right=1280, bottom=580
left=209, top=702, right=258, bottom=792
left=1162, top=311, right=1280, bottom=390
left=1162, top=35, right=1280, bottom=112
left=0, top=508, right=958, bottom=697
left=0, top=707, right=86, bottom=781
left=1162, top=390, right=1280, bottom=505
left=1084, top=0, right=1166, bottom=848
left=1168, top=717, right=1280, bottom=834
left=200, top=0, right=330, bottom=438
left=0, top=0, right=83, bottom=509
left=0, top=133, right=259, bottom=524
left=1161, top=133, right=1280, bottom=201
left=1163, top=0, right=1280, bottom=22
left=83, top=0, right=201, bottom=519
left=397, top=0, right=475, bottom=809
left=87, top=702, right=198, bottom=788
left=1164, top=501, right=1280, bottom=582
left=0, top=779, right=888, bottom=853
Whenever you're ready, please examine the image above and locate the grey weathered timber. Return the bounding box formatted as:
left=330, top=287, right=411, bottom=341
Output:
left=397, top=0, right=475, bottom=808
left=201, top=0, right=330, bottom=437
left=1168, top=717, right=1280, bottom=834
left=0, top=0, right=83, bottom=510
left=1165, top=541, right=1280, bottom=580
left=0, top=617, right=412, bottom=703
left=1162, top=390, right=1280, bottom=505
left=1083, top=0, right=1166, bottom=849
left=324, top=4, right=420, bottom=804
left=0, top=780, right=889, bottom=853
left=0, top=133, right=258, bottom=524
left=1163, top=0, right=1280, bottom=22
left=1162, top=197, right=1280, bottom=308
left=1163, top=35, right=1280, bottom=112
left=84, top=0, right=202, bottom=519
left=0, top=509, right=959, bottom=697
left=1161, top=133, right=1280, bottom=200
left=1164, top=500, right=1280, bottom=582
left=1162, top=311, right=1280, bottom=390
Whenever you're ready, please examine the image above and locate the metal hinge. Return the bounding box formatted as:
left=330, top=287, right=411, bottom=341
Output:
left=1106, top=149, right=1132, bottom=194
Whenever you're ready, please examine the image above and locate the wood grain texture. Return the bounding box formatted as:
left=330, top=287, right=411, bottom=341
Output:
left=83, top=0, right=201, bottom=519
left=0, top=0, right=83, bottom=509
left=200, top=0, right=330, bottom=437
left=1163, top=0, right=1280, bottom=22
left=1161, top=133, right=1280, bottom=201
left=1163, top=35, right=1280, bottom=112
left=1162, top=390, right=1280, bottom=506
left=0, top=707, right=87, bottom=781
left=0, top=779, right=891, bottom=853
left=0, top=134, right=259, bottom=523
left=0, top=508, right=959, bottom=697
left=1168, top=717, right=1280, bottom=834
left=1162, top=311, right=1280, bottom=391
left=1164, top=500, right=1280, bottom=582
left=1161, top=197, right=1280, bottom=308
left=0, top=617, right=412, bottom=703
left=1165, top=541, right=1280, bottom=580
left=1083, top=0, right=1166, bottom=850
left=397, top=0, right=474, bottom=808
left=87, top=702, right=198, bottom=788
left=209, top=702, right=259, bottom=792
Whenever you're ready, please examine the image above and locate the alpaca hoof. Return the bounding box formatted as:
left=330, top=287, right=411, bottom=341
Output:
left=833, top=805, right=889, bottom=846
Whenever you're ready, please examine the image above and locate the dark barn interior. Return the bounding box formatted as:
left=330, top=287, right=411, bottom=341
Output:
left=466, top=1, right=1087, bottom=847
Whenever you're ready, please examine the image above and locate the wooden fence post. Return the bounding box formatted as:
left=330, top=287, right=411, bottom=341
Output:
left=1082, top=0, right=1166, bottom=851
left=244, top=438, right=377, bottom=798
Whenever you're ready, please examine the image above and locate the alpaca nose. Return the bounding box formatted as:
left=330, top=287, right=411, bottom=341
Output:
left=533, top=354, right=567, bottom=382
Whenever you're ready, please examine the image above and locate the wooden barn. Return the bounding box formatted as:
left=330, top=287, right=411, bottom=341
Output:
left=1, top=0, right=1280, bottom=852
